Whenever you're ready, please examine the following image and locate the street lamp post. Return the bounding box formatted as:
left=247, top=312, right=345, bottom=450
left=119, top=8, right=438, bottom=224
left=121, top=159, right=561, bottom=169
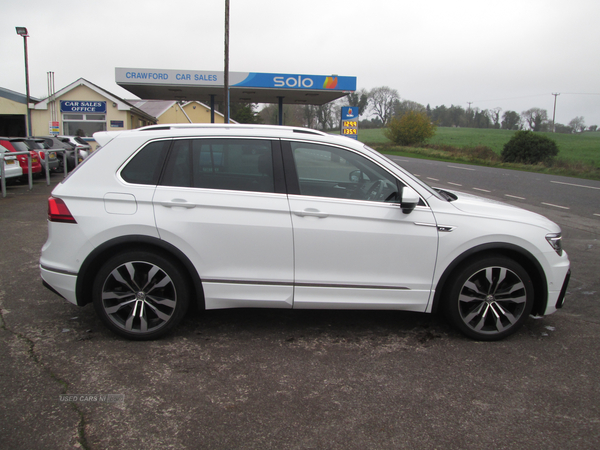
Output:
left=15, top=27, right=32, bottom=136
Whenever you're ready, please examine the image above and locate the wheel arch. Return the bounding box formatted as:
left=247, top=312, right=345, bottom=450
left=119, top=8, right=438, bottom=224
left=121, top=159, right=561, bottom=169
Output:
left=431, top=243, right=548, bottom=316
left=76, top=235, right=205, bottom=310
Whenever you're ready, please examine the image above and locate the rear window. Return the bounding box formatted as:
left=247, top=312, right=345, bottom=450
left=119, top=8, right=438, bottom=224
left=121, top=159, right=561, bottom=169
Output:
left=10, top=141, right=30, bottom=152
left=160, top=138, right=274, bottom=193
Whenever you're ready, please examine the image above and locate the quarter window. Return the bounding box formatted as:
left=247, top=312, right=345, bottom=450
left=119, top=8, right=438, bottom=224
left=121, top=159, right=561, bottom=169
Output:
left=161, top=139, right=274, bottom=193
left=290, top=142, right=400, bottom=202
left=121, top=140, right=170, bottom=185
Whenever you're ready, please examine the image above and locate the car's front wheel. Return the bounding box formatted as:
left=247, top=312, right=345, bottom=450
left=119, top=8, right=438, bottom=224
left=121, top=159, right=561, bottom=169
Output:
left=445, top=255, right=534, bottom=341
left=92, top=251, right=190, bottom=340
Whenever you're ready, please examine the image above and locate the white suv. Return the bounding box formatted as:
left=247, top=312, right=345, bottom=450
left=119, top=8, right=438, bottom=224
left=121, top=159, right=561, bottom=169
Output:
left=40, top=124, right=570, bottom=340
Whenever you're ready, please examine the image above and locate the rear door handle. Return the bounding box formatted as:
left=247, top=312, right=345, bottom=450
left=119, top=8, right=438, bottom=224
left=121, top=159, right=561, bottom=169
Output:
left=160, top=199, right=196, bottom=209
left=293, top=208, right=329, bottom=218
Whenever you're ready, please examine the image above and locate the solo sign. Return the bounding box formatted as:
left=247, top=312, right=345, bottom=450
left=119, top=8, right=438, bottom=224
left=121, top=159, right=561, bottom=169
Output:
left=60, top=101, right=107, bottom=113
left=341, top=106, right=359, bottom=139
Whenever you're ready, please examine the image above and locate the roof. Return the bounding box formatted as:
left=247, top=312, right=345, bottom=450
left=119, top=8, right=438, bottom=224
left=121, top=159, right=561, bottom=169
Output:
left=0, top=86, right=40, bottom=104
left=33, top=78, right=157, bottom=123
left=128, top=99, right=227, bottom=121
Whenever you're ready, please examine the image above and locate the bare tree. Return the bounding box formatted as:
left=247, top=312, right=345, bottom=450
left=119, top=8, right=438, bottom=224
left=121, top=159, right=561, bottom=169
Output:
left=522, top=108, right=549, bottom=132
left=489, top=107, right=502, bottom=129
left=344, top=88, right=370, bottom=117
left=303, top=105, right=317, bottom=128
left=315, top=102, right=335, bottom=131
left=369, top=86, right=400, bottom=126
left=569, top=116, right=586, bottom=133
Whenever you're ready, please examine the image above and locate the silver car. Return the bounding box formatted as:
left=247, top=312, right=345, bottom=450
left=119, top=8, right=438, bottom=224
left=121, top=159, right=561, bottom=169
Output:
left=24, top=138, right=60, bottom=173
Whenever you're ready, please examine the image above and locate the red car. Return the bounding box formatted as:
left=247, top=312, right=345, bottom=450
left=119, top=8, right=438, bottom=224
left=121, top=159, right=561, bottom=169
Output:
left=0, top=137, right=42, bottom=179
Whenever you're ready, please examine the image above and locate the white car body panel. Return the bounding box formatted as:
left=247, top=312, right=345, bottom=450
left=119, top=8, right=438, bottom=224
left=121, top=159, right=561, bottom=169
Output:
left=288, top=195, right=438, bottom=310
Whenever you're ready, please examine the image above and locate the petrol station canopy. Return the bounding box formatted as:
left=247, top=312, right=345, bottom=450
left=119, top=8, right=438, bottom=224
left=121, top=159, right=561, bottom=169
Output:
left=115, top=68, right=356, bottom=106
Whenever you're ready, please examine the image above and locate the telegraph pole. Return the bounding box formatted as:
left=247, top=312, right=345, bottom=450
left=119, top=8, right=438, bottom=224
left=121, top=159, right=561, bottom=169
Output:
left=224, top=0, right=230, bottom=124
left=552, top=93, right=560, bottom=132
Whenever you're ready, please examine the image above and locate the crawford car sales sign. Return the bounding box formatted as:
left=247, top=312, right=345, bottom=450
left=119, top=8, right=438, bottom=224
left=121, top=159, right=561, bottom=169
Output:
left=60, top=101, right=107, bottom=113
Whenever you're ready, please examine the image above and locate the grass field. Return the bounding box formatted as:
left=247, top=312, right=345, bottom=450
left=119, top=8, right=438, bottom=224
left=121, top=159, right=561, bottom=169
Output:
left=356, top=127, right=600, bottom=167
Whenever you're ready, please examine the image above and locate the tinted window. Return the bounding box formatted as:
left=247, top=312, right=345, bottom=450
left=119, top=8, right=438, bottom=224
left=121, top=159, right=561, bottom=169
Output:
left=291, top=142, right=399, bottom=202
left=10, top=141, right=30, bottom=152
left=121, top=140, right=170, bottom=185
left=161, top=139, right=274, bottom=193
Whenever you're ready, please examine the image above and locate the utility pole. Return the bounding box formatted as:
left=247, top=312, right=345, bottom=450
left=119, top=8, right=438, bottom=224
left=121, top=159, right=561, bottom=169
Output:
left=552, top=93, right=560, bottom=132
left=224, top=0, right=230, bottom=124
left=16, top=27, right=32, bottom=136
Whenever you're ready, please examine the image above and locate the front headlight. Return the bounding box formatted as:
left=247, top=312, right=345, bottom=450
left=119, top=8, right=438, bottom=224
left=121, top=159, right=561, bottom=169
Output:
left=546, top=233, right=563, bottom=256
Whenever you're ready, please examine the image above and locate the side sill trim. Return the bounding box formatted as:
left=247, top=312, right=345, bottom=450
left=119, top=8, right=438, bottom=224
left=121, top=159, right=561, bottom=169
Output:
left=204, top=279, right=409, bottom=291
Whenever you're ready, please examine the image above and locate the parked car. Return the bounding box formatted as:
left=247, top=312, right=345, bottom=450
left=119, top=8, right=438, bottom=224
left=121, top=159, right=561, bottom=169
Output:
left=57, top=135, right=91, bottom=158
left=40, top=124, right=570, bottom=341
left=0, top=142, right=23, bottom=181
left=0, top=137, right=42, bottom=180
left=24, top=138, right=60, bottom=173
left=34, top=136, right=83, bottom=171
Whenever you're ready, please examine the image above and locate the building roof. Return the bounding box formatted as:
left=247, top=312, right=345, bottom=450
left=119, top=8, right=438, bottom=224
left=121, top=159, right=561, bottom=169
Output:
left=128, top=99, right=228, bottom=122
left=0, top=86, right=40, bottom=104
left=33, top=78, right=157, bottom=123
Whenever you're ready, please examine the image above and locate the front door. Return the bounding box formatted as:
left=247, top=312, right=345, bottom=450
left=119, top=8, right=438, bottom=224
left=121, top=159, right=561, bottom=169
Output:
left=285, top=141, right=438, bottom=311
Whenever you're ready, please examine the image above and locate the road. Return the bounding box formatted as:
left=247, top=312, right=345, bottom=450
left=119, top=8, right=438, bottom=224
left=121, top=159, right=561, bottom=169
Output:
left=0, top=165, right=599, bottom=450
left=388, top=155, right=600, bottom=219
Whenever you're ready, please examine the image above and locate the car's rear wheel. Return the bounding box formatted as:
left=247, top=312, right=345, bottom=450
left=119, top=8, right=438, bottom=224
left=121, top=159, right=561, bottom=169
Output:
left=92, top=251, right=189, bottom=340
left=445, top=255, right=534, bottom=341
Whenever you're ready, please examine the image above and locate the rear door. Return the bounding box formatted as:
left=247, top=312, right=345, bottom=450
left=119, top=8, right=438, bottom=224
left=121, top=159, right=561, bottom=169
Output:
left=152, top=138, right=294, bottom=309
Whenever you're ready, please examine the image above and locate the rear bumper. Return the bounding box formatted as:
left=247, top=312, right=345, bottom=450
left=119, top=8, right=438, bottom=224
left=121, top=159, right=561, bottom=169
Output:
left=40, top=264, right=79, bottom=306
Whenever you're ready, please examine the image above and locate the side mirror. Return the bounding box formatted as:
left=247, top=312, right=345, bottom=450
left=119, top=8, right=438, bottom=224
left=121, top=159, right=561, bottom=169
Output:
left=400, top=186, right=420, bottom=214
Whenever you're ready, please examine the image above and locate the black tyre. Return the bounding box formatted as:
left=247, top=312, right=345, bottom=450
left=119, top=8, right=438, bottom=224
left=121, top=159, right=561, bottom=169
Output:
left=92, top=251, right=190, bottom=340
left=444, top=255, right=534, bottom=341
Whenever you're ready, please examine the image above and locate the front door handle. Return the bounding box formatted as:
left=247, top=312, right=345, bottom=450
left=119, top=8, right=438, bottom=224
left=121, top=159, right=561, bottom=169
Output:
left=293, top=208, right=329, bottom=218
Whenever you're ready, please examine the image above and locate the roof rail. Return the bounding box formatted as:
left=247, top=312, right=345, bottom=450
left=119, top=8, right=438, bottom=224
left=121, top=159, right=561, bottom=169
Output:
left=137, top=123, right=327, bottom=136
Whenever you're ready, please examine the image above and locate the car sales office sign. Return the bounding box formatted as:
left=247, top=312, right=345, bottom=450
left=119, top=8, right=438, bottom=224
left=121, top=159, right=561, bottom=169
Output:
left=60, top=101, right=107, bottom=113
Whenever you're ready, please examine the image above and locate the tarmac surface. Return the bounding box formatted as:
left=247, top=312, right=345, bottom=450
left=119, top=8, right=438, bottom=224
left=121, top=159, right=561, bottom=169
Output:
left=1, top=168, right=599, bottom=450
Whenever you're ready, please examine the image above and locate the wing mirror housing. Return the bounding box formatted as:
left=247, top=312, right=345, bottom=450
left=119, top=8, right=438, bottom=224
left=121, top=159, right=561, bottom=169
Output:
left=401, top=186, right=420, bottom=214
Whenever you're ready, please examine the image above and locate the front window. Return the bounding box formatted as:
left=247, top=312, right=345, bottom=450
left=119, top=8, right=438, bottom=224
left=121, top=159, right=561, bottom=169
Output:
left=291, top=142, right=400, bottom=202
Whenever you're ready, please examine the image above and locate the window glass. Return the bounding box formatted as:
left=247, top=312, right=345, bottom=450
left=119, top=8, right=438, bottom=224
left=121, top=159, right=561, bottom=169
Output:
left=63, top=113, right=107, bottom=137
left=10, top=141, right=30, bottom=152
left=121, top=140, right=170, bottom=185
left=161, top=139, right=274, bottom=193
left=291, top=142, right=399, bottom=202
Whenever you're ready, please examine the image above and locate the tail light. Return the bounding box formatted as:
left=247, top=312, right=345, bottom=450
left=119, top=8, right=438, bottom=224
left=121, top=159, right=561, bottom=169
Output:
left=48, top=197, right=77, bottom=223
left=40, top=152, right=46, bottom=160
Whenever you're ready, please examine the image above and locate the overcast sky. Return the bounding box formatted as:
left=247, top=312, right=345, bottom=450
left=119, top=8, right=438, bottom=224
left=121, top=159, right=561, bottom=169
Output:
left=3, top=0, right=599, bottom=127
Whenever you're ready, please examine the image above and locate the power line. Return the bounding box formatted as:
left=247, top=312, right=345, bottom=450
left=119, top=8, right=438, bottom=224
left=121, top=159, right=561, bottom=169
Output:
left=471, top=92, right=600, bottom=104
